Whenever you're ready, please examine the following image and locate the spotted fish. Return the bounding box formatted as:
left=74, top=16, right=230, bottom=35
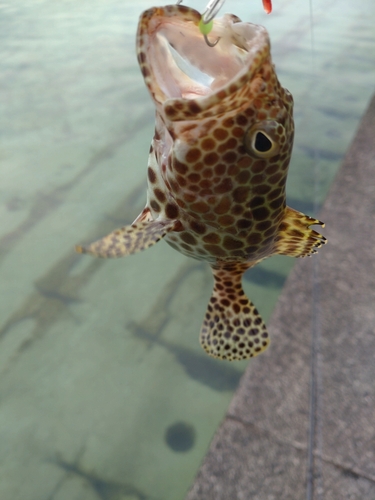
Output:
left=76, top=5, right=326, bottom=361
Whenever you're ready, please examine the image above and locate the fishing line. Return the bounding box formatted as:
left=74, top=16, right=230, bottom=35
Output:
left=306, top=0, right=324, bottom=499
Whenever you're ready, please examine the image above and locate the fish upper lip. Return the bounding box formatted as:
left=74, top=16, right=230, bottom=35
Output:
left=138, top=7, right=270, bottom=117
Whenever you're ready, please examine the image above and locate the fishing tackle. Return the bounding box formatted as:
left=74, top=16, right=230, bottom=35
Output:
left=262, top=0, right=272, bottom=14
left=199, top=0, right=225, bottom=47
left=198, top=17, right=219, bottom=47
left=178, top=0, right=273, bottom=47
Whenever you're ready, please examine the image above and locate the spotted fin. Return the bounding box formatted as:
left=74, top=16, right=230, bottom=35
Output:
left=274, top=206, right=327, bottom=258
left=200, top=264, right=270, bottom=361
left=75, top=219, right=179, bottom=258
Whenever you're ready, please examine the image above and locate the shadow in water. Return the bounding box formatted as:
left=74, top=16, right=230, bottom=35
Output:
left=48, top=454, right=157, bottom=500
left=130, top=324, right=243, bottom=392
left=244, top=266, right=287, bottom=288
left=165, top=421, right=196, bottom=453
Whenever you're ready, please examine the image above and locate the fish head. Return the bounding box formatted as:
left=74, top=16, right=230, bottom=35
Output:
left=137, top=5, right=294, bottom=228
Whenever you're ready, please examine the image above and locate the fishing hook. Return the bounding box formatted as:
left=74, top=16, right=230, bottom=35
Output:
left=203, top=33, right=220, bottom=47
left=176, top=0, right=223, bottom=47
left=200, top=0, right=225, bottom=46
left=179, top=0, right=273, bottom=20
left=177, top=0, right=272, bottom=48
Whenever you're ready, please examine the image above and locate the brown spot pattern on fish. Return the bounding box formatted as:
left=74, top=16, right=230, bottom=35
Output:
left=274, top=207, right=327, bottom=257
left=76, top=5, right=326, bottom=361
left=75, top=219, right=180, bottom=258
left=200, top=263, right=269, bottom=361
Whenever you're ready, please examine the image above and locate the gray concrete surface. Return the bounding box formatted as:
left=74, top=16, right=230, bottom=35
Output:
left=186, top=93, right=375, bottom=500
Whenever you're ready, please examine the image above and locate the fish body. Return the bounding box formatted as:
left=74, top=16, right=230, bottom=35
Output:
left=76, top=5, right=326, bottom=361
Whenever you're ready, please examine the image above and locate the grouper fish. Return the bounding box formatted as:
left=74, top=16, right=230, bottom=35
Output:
left=76, top=5, right=326, bottom=361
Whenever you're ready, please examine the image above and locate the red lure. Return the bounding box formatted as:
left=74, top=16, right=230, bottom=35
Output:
left=262, top=0, right=272, bottom=14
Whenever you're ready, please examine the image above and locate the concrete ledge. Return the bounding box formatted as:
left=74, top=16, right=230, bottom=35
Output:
left=186, top=93, right=375, bottom=500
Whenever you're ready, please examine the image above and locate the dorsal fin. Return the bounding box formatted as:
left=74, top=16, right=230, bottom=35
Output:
left=200, top=263, right=270, bottom=361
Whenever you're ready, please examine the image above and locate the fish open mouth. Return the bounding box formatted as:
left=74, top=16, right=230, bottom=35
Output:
left=138, top=6, right=269, bottom=106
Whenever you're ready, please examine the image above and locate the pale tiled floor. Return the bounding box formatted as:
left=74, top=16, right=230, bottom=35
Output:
left=0, top=1, right=374, bottom=499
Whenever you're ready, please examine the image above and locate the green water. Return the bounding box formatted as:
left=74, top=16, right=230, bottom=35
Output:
left=0, top=0, right=374, bottom=499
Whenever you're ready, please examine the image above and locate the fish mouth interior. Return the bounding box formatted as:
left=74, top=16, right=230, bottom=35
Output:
left=147, top=17, right=266, bottom=102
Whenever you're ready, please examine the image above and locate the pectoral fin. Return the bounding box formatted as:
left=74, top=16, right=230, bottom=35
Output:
left=76, top=218, right=179, bottom=258
left=132, top=206, right=153, bottom=223
left=274, top=206, right=327, bottom=258
left=200, top=264, right=270, bottom=361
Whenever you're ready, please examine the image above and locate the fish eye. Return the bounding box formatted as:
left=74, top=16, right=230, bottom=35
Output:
left=244, top=121, right=284, bottom=158
left=254, top=132, right=272, bottom=152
